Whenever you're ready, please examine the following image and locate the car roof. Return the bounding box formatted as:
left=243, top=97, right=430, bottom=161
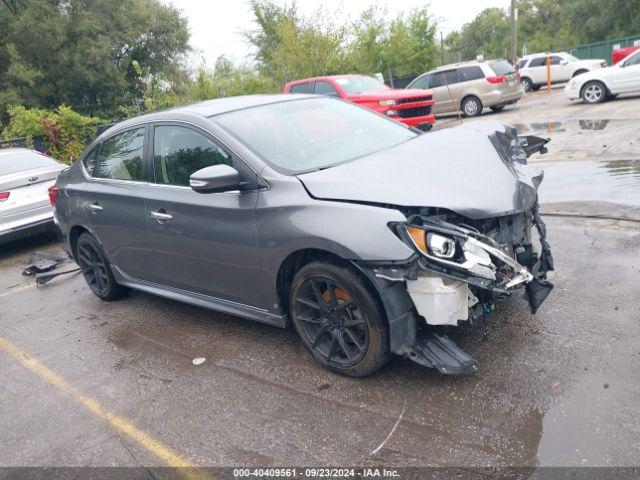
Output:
left=0, top=147, right=53, bottom=158
left=106, top=94, right=318, bottom=132
left=433, top=60, right=484, bottom=71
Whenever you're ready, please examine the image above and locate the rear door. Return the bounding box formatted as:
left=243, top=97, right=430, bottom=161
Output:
left=82, top=126, right=152, bottom=280
left=0, top=150, right=63, bottom=232
left=549, top=55, right=571, bottom=82
left=143, top=123, right=264, bottom=305
left=525, top=56, right=548, bottom=84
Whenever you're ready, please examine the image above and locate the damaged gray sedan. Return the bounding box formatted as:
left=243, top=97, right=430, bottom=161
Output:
left=52, top=94, right=553, bottom=377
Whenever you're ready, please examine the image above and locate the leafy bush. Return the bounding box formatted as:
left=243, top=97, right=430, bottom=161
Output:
left=1, top=105, right=101, bottom=163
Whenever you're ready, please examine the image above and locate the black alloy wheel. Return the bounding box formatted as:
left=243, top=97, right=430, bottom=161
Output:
left=76, top=232, right=128, bottom=300
left=289, top=261, right=391, bottom=377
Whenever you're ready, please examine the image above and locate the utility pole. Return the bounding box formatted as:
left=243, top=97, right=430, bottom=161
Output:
left=440, top=32, right=444, bottom=66
left=510, top=0, right=518, bottom=62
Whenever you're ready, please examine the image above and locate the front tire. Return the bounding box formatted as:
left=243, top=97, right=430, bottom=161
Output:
left=289, top=261, right=391, bottom=377
left=76, top=232, right=129, bottom=301
left=581, top=81, right=607, bottom=104
left=461, top=96, right=483, bottom=117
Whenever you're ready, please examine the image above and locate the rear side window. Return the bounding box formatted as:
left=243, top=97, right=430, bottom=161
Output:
left=314, top=81, right=339, bottom=96
left=96, top=128, right=145, bottom=181
left=430, top=70, right=460, bottom=88
left=0, top=151, right=59, bottom=176
left=528, top=57, right=547, bottom=67
left=488, top=60, right=515, bottom=75
left=459, top=66, right=485, bottom=81
left=82, top=145, right=100, bottom=176
left=153, top=125, right=232, bottom=187
left=289, top=82, right=314, bottom=94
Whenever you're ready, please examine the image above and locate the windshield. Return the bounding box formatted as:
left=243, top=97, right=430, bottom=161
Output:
left=489, top=59, right=516, bottom=75
left=213, top=97, right=417, bottom=174
left=334, top=76, right=390, bottom=94
left=564, top=53, right=579, bottom=62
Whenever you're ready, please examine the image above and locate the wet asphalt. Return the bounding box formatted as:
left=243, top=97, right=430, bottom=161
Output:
left=1, top=88, right=639, bottom=471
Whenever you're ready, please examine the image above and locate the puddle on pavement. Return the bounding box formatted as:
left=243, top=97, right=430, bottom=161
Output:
left=537, top=159, right=640, bottom=207
left=513, top=119, right=629, bottom=134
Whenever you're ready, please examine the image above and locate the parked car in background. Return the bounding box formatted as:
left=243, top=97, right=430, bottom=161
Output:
left=52, top=95, right=553, bottom=377
left=613, top=45, right=640, bottom=65
left=565, top=48, right=640, bottom=103
left=407, top=59, right=523, bottom=117
left=0, top=148, right=66, bottom=245
left=517, top=52, right=607, bottom=91
left=283, top=75, right=435, bottom=131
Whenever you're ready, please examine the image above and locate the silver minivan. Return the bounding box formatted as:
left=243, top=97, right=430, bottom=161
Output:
left=408, top=60, right=524, bottom=117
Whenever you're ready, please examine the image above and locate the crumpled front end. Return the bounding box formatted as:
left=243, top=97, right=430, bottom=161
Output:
left=355, top=126, right=553, bottom=374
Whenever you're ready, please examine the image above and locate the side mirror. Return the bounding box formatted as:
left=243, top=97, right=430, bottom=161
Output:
left=559, top=59, right=568, bottom=65
left=189, top=164, right=242, bottom=193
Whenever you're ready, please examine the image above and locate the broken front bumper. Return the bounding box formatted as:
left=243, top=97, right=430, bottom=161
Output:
left=354, top=202, right=554, bottom=375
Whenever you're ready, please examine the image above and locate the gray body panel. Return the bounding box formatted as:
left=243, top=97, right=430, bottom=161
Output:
left=297, top=121, right=543, bottom=219
left=53, top=96, right=544, bottom=325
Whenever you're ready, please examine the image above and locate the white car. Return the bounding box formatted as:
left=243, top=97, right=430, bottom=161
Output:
left=565, top=48, right=640, bottom=103
left=0, top=148, right=65, bottom=244
left=517, top=52, right=606, bottom=92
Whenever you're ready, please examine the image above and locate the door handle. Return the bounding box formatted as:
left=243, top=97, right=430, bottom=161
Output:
left=150, top=210, right=173, bottom=221
left=87, top=203, right=103, bottom=212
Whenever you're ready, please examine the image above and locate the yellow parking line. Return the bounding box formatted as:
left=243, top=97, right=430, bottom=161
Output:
left=0, top=336, right=210, bottom=480
left=0, top=283, right=36, bottom=298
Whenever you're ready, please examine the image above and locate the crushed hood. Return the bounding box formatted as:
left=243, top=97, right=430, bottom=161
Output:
left=296, top=121, right=546, bottom=220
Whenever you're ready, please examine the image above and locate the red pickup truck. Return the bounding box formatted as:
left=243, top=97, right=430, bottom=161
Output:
left=283, top=74, right=436, bottom=131
left=613, top=45, right=640, bottom=64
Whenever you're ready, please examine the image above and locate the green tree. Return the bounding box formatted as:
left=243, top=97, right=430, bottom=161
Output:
left=0, top=0, right=190, bottom=119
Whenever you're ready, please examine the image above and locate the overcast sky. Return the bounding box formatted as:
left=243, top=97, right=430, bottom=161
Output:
left=167, top=0, right=511, bottom=67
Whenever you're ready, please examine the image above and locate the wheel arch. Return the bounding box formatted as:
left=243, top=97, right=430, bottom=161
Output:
left=68, top=224, right=90, bottom=258
left=579, top=79, right=611, bottom=99
left=275, top=248, right=383, bottom=322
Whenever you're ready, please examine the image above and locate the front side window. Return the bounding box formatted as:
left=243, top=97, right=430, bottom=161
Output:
left=623, top=50, right=640, bottom=66
left=314, top=81, right=339, bottom=96
left=96, top=128, right=145, bottom=181
left=290, top=82, right=314, bottom=94
left=213, top=97, right=417, bottom=175
left=153, top=125, right=232, bottom=187
left=82, top=145, right=100, bottom=176
left=409, top=74, right=430, bottom=89
left=517, top=59, right=528, bottom=69
left=549, top=56, right=562, bottom=65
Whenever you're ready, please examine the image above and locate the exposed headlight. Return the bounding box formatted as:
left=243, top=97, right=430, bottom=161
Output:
left=406, top=227, right=457, bottom=259
left=386, top=110, right=398, bottom=116
left=379, top=99, right=396, bottom=106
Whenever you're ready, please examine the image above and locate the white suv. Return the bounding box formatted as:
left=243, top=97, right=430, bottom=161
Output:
left=517, top=52, right=606, bottom=92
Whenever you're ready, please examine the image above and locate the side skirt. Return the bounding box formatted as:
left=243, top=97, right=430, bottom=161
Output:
left=111, top=265, right=287, bottom=328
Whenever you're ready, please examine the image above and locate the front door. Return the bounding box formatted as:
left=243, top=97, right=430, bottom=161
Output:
left=83, top=126, right=152, bottom=280
left=430, top=69, right=463, bottom=114
left=143, top=123, right=264, bottom=306
left=611, top=51, right=640, bottom=93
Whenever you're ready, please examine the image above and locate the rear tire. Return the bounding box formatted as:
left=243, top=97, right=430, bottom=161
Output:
left=289, top=261, right=391, bottom=377
left=581, top=81, right=607, bottom=104
left=461, top=96, right=483, bottom=117
left=76, top=232, right=129, bottom=301
left=521, top=77, right=533, bottom=92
